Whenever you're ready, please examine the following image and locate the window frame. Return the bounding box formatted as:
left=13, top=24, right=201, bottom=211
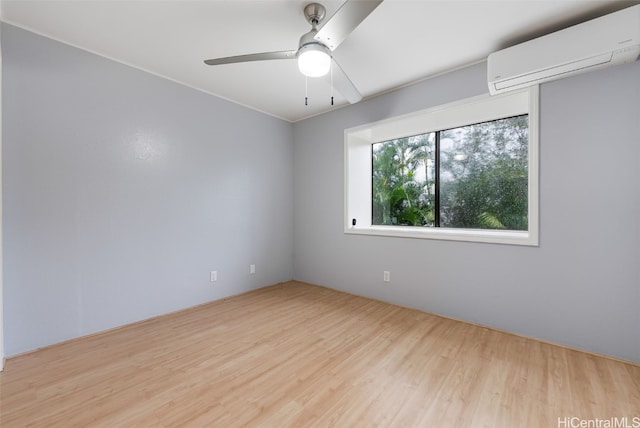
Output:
left=344, top=87, right=539, bottom=246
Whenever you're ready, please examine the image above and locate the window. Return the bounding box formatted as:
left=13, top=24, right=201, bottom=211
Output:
left=345, top=88, right=538, bottom=245
left=372, top=114, right=529, bottom=230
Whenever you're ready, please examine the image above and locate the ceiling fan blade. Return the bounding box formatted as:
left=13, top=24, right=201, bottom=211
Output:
left=314, top=0, right=383, bottom=51
left=330, top=59, right=362, bottom=104
left=204, top=50, right=297, bottom=66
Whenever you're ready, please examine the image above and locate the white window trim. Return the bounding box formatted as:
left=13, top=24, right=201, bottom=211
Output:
left=344, top=87, right=539, bottom=246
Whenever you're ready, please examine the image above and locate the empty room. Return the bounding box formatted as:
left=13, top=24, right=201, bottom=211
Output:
left=0, top=0, right=639, bottom=426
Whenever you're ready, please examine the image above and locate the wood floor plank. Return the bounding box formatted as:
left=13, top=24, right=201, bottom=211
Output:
left=1, top=281, right=638, bottom=427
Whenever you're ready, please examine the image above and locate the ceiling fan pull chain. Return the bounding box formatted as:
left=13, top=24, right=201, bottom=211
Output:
left=330, top=60, right=334, bottom=106
left=305, top=76, right=308, bottom=106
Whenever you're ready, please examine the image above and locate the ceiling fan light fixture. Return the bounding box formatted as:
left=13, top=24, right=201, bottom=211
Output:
left=297, top=43, right=331, bottom=77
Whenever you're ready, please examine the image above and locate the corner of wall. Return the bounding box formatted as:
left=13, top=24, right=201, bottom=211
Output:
left=0, top=21, right=5, bottom=371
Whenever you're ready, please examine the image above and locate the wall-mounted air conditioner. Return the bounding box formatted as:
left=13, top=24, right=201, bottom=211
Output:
left=487, top=5, right=640, bottom=95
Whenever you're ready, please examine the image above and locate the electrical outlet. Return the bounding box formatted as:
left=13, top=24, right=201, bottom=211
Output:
left=383, top=271, right=390, bottom=282
left=250, top=264, right=256, bottom=274
left=210, top=271, right=217, bottom=282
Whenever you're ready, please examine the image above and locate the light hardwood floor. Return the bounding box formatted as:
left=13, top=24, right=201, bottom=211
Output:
left=1, top=281, right=639, bottom=427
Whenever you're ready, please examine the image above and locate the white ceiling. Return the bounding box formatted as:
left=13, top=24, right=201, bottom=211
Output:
left=1, top=0, right=635, bottom=122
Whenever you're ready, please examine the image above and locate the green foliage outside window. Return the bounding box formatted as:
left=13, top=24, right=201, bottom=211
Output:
left=372, top=115, right=528, bottom=231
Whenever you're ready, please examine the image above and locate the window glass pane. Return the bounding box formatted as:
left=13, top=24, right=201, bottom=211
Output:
left=439, top=115, right=528, bottom=230
left=372, top=133, right=435, bottom=226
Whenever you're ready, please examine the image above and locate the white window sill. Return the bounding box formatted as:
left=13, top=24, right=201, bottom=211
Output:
left=345, top=225, right=537, bottom=246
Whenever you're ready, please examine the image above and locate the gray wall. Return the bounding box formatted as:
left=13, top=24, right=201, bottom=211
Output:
left=0, top=24, right=4, bottom=367
left=293, top=61, right=640, bottom=363
left=2, top=24, right=293, bottom=356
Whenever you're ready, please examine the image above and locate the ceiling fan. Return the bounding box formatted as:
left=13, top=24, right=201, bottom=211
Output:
left=204, top=0, right=383, bottom=105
